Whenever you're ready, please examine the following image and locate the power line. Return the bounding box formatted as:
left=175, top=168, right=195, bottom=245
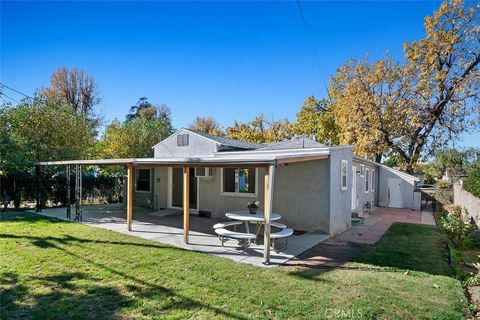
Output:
left=0, top=92, right=21, bottom=104
left=0, top=82, right=34, bottom=100
left=295, top=0, right=328, bottom=92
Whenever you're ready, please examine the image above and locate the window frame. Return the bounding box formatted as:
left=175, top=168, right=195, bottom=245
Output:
left=220, top=168, right=258, bottom=197
left=371, top=169, right=375, bottom=192
left=340, top=160, right=348, bottom=191
left=177, top=134, right=189, bottom=147
left=360, top=164, right=365, bottom=177
left=135, top=168, right=151, bottom=193
left=365, top=168, right=369, bottom=193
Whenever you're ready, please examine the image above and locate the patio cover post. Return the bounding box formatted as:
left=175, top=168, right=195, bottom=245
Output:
left=127, top=164, right=133, bottom=231
left=183, top=166, right=190, bottom=244
left=75, top=164, right=83, bottom=221
left=66, top=165, right=71, bottom=219
left=35, top=165, right=42, bottom=212
left=263, top=164, right=276, bottom=265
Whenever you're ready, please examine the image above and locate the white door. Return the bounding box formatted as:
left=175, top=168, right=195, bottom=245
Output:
left=351, top=166, right=357, bottom=210
left=388, top=178, right=402, bottom=208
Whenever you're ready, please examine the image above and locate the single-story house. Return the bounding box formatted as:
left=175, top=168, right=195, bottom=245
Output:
left=37, top=128, right=420, bottom=264
left=133, top=129, right=420, bottom=234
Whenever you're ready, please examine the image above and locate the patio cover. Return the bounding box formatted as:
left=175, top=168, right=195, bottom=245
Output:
left=36, top=150, right=330, bottom=264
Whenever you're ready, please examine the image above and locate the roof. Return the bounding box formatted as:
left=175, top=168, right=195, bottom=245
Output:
left=186, top=129, right=263, bottom=150
left=36, top=149, right=331, bottom=167
left=352, top=156, right=420, bottom=182
left=258, top=137, right=326, bottom=150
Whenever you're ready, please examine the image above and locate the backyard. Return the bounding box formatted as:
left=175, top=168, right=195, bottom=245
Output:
left=0, top=212, right=468, bottom=319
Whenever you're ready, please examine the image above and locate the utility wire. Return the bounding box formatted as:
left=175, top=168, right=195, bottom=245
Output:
left=0, top=92, right=21, bottom=104
left=0, top=82, right=34, bottom=100
left=295, top=0, right=329, bottom=92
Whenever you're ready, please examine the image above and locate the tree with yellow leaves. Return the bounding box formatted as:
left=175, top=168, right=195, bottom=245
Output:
left=226, top=114, right=293, bottom=144
left=188, top=116, right=224, bottom=136
left=330, top=0, right=480, bottom=172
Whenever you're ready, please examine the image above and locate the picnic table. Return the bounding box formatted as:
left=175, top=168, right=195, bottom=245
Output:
left=225, top=210, right=281, bottom=237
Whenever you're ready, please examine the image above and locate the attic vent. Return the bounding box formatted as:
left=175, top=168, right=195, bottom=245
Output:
left=177, top=134, right=189, bottom=147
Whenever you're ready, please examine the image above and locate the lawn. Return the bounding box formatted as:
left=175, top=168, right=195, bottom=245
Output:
left=0, top=213, right=468, bottom=319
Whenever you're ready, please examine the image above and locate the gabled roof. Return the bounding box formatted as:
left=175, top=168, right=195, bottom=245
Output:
left=185, top=129, right=263, bottom=150
left=258, top=137, right=326, bottom=150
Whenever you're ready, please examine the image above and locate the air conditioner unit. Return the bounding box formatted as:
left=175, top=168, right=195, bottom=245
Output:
left=195, top=167, right=213, bottom=178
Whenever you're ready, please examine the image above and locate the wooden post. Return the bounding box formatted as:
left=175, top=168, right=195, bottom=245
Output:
left=263, top=165, right=276, bottom=265
left=183, top=166, right=190, bottom=244
left=127, top=164, right=134, bottom=231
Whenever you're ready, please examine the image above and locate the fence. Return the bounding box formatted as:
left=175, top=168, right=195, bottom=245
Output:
left=454, top=183, right=480, bottom=226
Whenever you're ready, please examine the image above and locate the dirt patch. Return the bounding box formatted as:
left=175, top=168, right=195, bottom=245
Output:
left=468, top=286, right=480, bottom=316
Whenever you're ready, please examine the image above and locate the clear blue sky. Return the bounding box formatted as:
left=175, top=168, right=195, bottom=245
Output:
left=1, top=0, right=479, bottom=148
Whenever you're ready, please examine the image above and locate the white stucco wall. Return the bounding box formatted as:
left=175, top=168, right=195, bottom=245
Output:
left=378, top=167, right=417, bottom=210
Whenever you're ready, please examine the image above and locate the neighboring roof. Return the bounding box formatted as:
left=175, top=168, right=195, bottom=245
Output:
left=186, top=129, right=263, bottom=150
left=258, top=138, right=326, bottom=150
left=352, top=156, right=420, bottom=182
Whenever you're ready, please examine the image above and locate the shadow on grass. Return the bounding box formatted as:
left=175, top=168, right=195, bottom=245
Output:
left=1, top=218, right=250, bottom=319
left=286, top=223, right=454, bottom=281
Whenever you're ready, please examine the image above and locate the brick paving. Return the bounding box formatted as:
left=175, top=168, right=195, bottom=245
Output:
left=334, top=207, right=436, bottom=245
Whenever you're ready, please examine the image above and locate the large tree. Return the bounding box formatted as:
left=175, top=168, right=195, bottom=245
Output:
left=330, top=0, right=480, bottom=172
left=294, top=96, right=339, bottom=145
left=98, top=99, right=174, bottom=160
left=226, top=114, right=293, bottom=144
left=42, top=67, right=100, bottom=116
left=188, top=116, right=224, bottom=136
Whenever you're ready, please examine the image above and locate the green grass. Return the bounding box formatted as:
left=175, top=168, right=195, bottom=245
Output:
left=0, top=214, right=468, bottom=319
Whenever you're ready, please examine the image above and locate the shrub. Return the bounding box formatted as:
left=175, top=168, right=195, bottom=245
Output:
left=436, top=181, right=453, bottom=190
left=435, top=182, right=454, bottom=206
left=463, top=165, right=480, bottom=198
left=441, top=205, right=473, bottom=248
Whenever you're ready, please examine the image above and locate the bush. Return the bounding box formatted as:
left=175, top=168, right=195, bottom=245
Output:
left=441, top=205, right=473, bottom=248
left=463, top=165, right=480, bottom=198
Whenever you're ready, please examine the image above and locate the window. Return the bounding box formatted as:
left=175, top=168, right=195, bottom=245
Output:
left=365, top=168, right=369, bottom=192
left=341, top=160, right=348, bottom=191
left=360, top=165, right=365, bottom=177
left=371, top=169, right=375, bottom=191
left=222, top=168, right=256, bottom=196
left=136, top=168, right=151, bottom=192
left=177, top=134, right=189, bottom=147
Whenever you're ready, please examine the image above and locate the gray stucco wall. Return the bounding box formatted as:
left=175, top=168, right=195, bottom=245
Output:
left=329, top=148, right=353, bottom=236
left=153, top=129, right=218, bottom=158
left=378, top=167, right=416, bottom=209
left=198, top=167, right=265, bottom=219
left=352, top=160, right=377, bottom=214
left=454, top=183, right=480, bottom=226
left=272, top=160, right=331, bottom=233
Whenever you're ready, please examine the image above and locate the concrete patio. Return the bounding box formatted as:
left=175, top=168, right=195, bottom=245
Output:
left=32, top=204, right=329, bottom=267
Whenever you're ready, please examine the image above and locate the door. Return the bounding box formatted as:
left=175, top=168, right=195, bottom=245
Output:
left=351, top=166, right=357, bottom=210
left=388, top=178, right=402, bottom=208
left=171, top=168, right=197, bottom=210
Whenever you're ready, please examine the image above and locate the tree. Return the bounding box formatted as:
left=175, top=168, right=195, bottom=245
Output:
left=330, top=0, right=480, bottom=172
left=294, top=96, right=339, bottom=145
left=42, top=67, right=100, bottom=116
left=0, top=96, right=97, bottom=208
left=188, top=116, right=224, bottom=136
left=421, top=148, right=479, bottom=181
left=98, top=99, right=174, bottom=161
left=226, top=114, right=293, bottom=144
left=126, top=97, right=171, bottom=122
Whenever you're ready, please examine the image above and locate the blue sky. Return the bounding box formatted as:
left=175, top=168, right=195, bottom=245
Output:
left=1, top=0, right=479, bottom=148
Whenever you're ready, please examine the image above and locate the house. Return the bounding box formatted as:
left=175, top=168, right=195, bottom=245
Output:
left=130, top=128, right=421, bottom=235
left=36, top=128, right=421, bottom=264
